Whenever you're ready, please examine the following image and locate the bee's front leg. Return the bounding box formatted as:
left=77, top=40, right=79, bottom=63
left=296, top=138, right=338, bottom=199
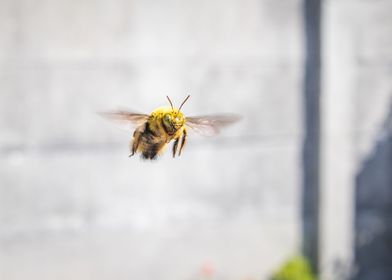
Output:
left=172, top=137, right=180, bottom=158
left=130, top=129, right=142, bottom=157
left=178, top=129, right=187, bottom=156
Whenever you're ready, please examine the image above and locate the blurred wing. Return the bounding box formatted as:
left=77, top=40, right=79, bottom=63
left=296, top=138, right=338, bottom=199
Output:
left=186, top=114, right=241, bottom=136
left=99, top=111, right=149, bottom=131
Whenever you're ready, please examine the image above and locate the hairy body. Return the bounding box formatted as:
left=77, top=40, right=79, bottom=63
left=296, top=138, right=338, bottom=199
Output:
left=101, top=95, right=240, bottom=160
left=131, top=107, right=187, bottom=159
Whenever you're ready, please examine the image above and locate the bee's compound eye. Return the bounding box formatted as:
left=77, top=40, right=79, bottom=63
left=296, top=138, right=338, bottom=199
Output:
left=164, top=114, right=172, bottom=121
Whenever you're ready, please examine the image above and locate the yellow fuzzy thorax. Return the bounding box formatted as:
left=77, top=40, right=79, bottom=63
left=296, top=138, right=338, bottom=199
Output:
left=150, top=106, right=184, bottom=119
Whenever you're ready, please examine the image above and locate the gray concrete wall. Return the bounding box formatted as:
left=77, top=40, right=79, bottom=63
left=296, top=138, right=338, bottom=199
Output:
left=321, top=0, right=392, bottom=279
left=2, top=0, right=392, bottom=279
left=0, top=1, right=303, bottom=280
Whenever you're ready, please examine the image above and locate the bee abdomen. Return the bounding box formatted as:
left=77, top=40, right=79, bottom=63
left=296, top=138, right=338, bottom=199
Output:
left=139, top=125, right=165, bottom=160
left=141, top=143, right=162, bottom=160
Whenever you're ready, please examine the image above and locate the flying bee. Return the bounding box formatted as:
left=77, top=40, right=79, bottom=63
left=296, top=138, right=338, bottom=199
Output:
left=101, top=95, right=241, bottom=160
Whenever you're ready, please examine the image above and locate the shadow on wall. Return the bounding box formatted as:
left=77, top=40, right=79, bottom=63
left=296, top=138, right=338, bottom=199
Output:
left=354, top=100, right=392, bottom=280
left=301, top=0, right=321, bottom=273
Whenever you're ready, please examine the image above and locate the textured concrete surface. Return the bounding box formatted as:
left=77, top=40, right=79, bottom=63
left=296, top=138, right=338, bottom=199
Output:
left=0, top=0, right=303, bottom=279
left=2, top=0, right=392, bottom=279
left=321, top=0, right=392, bottom=279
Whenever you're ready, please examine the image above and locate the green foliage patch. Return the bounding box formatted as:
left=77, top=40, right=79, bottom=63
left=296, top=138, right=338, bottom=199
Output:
left=271, top=255, right=317, bottom=280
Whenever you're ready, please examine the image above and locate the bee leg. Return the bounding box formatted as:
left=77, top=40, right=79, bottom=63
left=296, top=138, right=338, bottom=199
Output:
left=178, top=129, right=187, bottom=156
left=172, top=137, right=180, bottom=158
left=130, top=129, right=142, bottom=157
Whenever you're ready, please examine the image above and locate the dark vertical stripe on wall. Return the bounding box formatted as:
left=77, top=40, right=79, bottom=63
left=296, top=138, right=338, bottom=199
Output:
left=302, top=0, right=322, bottom=274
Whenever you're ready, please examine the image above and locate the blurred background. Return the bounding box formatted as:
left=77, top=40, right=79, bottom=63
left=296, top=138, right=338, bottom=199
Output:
left=0, top=0, right=391, bottom=279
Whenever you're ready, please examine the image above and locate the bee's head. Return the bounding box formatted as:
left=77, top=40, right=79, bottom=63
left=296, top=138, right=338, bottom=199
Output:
left=163, top=95, right=190, bottom=134
left=163, top=111, right=185, bottom=134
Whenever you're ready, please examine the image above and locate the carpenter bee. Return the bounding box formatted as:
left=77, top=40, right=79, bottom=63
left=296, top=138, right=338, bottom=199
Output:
left=101, top=95, right=241, bottom=160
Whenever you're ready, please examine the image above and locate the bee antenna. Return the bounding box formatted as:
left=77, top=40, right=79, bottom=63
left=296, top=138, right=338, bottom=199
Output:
left=178, top=95, right=191, bottom=111
left=166, top=96, right=174, bottom=110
